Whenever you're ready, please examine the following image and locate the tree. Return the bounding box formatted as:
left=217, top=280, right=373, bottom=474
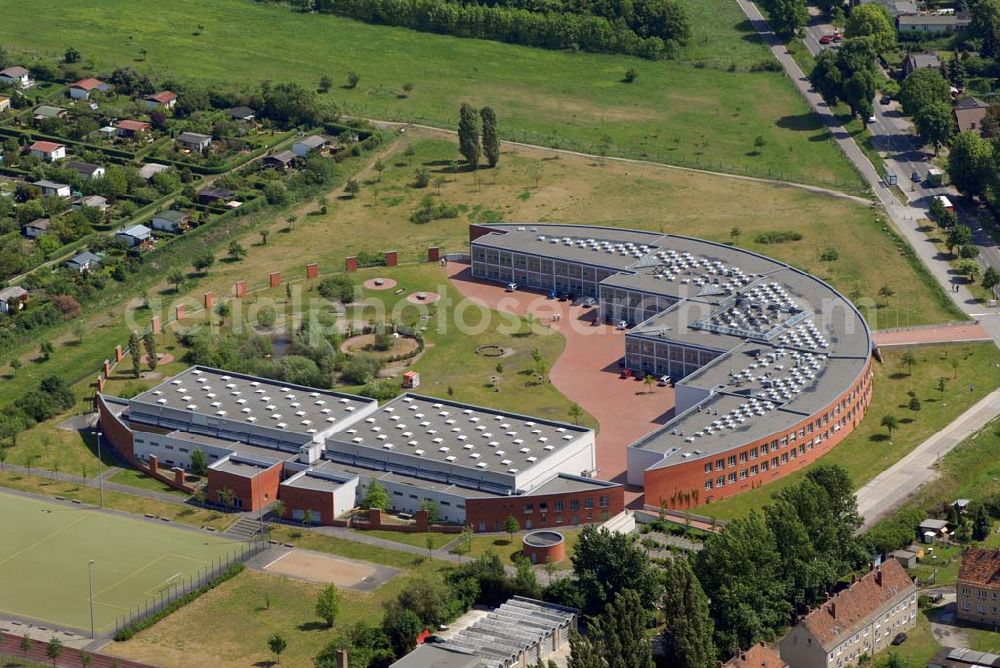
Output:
left=268, top=633, right=287, bottom=664
left=383, top=607, right=423, bottom=656
left=319, top=74, right=333, bottom=92
left=573, top=525, right=663, bottom=615
left=316, top=584, right=342, bottom=627
left=694, top=512, right=789, bottom=654
left=660, top=557, right=716, bottom=668
left=972, top=503, right=992, bottom=541
left=504, top=514, right=520, bottom=543
left=908, top=395, right=921, bottom=420
left=568, top=629, right=604, bottom=668
left=458, top=103, right=481, bottom=169
left=983, top=267, right=1000, bottom=298
left=413, top=167, right=430, bottom=188
left=18, top=633, right=29, bottom=658
left=899, top=68, right=951, bottom=117
left=623, top=67, right=638, bottom=83
left=480, top=106, right=501, bottom=168
left=845, top=3, right=896, bottom=52
left=10, top=358, right=22, bottom=377
left=346, top=71, right=361, bottom=88
left=227, top=240, right=246, bottom=261
left=166, top=268, right=184, bottom=293
left=878, top=284, right=895, bottom=306
left=419, top=499, right=440, bottom=523
left=753, top=135, right=766, bottom=155
left=809, top=49, right=845, bottom=106
left=142, top=330, right=157, bottom=371
left=936, top=376, right=948, bottom=396
left=193, top=251, right=215, bottom=275
left=64, top=46, right=81, bottom=63
left=191, top=448, right=208, bottom=476
left=948, top=131, right=993, bottom=198
left=361, top=481, right=389, bottom=510
left=957, top=259, right=981, bottom=281
left=589, top=590, right=654, bottom=668
left=568, top=403, right=583, bottom=425
left=844, top=68, right=878, bottom=121
left=128, top=331, right=142, bottom=378
left=345, top=179, right=361, bottom=197
left=46, top=637, right=63, bottom=666
left=759, top=0, right=808, bottom=37
left=914, top=102, right=955, bottom=154
left=260, top=229, right=270, bottom=246
left=971, top=0, right=1000, bottom=57
left=900, top=350, right=916, bottom=376
left=881, top=414, right=898, bottom=441
left=947, top=225, right=972, bottom=256
left=80, top=653, right=92, bottom=668
left=644, top=374, right=656, bottom=393
left=373, top=159, right=385, bottom=182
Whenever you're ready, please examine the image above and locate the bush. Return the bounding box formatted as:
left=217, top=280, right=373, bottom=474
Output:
left=317, top=274, right=356, bottom=303
left=754, top=231, right=803, bottom=244
left=257, top=305, right=277, bottom=328
left=360, top=379, right=401, bottom=401
left=819, top=248, right=839, bottom=262
left=410, top=196, right=460, bottom=224
left=340, top=354, right=382, bottom=385
left=623, top=68, right=638, bottom=83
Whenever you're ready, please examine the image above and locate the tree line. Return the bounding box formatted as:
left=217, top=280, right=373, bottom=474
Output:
left=285, top=0, right=689, bottom=59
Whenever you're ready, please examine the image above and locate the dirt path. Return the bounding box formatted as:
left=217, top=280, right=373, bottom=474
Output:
left=872, top=322, right=991, bottom=347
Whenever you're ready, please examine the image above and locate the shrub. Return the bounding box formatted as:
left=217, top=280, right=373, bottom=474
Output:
left=754, top=231, right=803, bottom=244
left=819, top=248, right=839, bottom=262
left=623, top=68, right=638, bottom=83
left=52, top=294, right=82, bottom=319
left=317, top=275, right=355, bottom=303
left=341, top=354, right=382, bottom=385
left=257, top=305, right=277, bottom=328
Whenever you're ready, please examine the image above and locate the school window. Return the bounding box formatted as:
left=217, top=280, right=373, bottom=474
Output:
left=705, top=480, right=713, bottom=490
left=739, top=452, right=748, bottom=463
left=393, top=491, right=403, bottom=497
left=570, top=500, right=579, bottom=511
left=716, top=477, right=725, bottom=487
left=524, top=504, right=534, bottom=513
left=739, top=470, right=748, bottom=480
left=716, top=459, right=725, bottom=470
left=761, top=444, right=769, bottom=454
left=727, top=472, right=736, bottom=484
left=750, top=465, right=758, bottom=476
left=585, top=498, right=594, bottom=509
left=599, top=496, right=609, bottom=508
left=781, top=453, right=789, bottom=463
left=555, top=501, right=564, bottom=512
left=749, top=447, right=758, bottom=459
left=727, top=456, right=736, bottom=467
left=771, top=457, right=779, bottom=468
left=761, top=462, right=769, bottom=472
left=704, top=462, right=713, bottom=473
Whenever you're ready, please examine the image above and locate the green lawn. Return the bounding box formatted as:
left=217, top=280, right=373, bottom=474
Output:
left=701, top=343, right=1000, bottom=520
left=0, top=0, right=861, bottom=189
left=0, top=491, right=239, bottom=632
left=360, top=529, right=454, bottom=551
left=457, top=529, right=581, bottom=569
left=109, top=467, right=191, bottom=497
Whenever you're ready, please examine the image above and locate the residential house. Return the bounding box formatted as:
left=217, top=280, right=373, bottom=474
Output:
left=115, top=224, right=153, bottom=248
left=144, top=91, right=177, bottom=110
left=22, top=218, right=51, bottom=238
left=0, top=286, right=28, bottom=314
left=861, top=0, right=918, bottom=19
left=954, top=499, right=973, bottom=513
left=69, top=78, right=110, bottom=100
left=197, top=186, right=234, bottom=205
left=66, top=161, right=106, bottom=180
left=902, top=52, right=941, bottom=77
left=116, top=119, right=151, bottom=139
left=33, top=105, right=67, bottom=122
left=150, top=209, right=192, bottom=233
left=0, top=96, right=10, bottom=113
left=65, top=251, right=102, bottom=272
left=263, top=150, right=296, bottom=171
left=898, top=13, right=971, bottom=34
left=226, top=106, right=256, bottom=122
left=28, top=140, right=66, bottom=162
left=723, top=644, right=788, bottom=668
left=920, top=518, right=950, bottom=543
left=33, top=180, right=71, bottom=198
left=75, top=194, right=109, bottom=211
left=292, top=134, right=327, bottom=157
left=930, top=647, right=1000, bottom=667
left=957, top=547, right=1000, bottom=629
left=96, top=125, right=117, bottom=140
left=138, top=163, right=169, bottom=181
left=0, top=66, right=33, bottom=88
left=954, top=97, right=989, bottom=134
left=779, top=560, right=917, bottom=668
left=176, top=131, right=212, bottom=153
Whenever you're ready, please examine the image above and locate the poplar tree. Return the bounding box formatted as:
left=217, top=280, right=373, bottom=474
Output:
left=480, top=106, right=500, bottom=168
left=660, top=558, right=716, bottom=668
left=458, top=103, right=481, bottom=169
left=128, top=331, right=142, bottom=378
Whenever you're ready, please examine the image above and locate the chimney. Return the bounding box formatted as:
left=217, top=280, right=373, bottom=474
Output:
left=875, top=568, right=883, bottom=587
left=829, top=602, right=836, bottom=619
left=336, top=647, right=348, bottom=668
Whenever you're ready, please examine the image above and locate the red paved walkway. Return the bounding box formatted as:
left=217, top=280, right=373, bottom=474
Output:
left=447, top=263, right=671, bottom=487
left=872, top=322, right=991, bottom=347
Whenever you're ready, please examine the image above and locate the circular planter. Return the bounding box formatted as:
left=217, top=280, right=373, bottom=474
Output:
left=522, top=529, right=566, bottom=565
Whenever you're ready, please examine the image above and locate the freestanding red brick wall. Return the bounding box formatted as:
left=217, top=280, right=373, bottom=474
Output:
left=204, top=292, right=214, bottom=309
left=270, top=272, right=281, bottom=288
left=235, top=280, right=247, bottom=298
left=150, top=315, right=161, bottom=334
left=384, top=251, right=398, bottom=267
left=175, top=304, right=185, bottom=320
left=115, top=345, right=123, bottom=362
left=306, top=263, right=319, bottom=279
left=428, top=247, right=440, bottom=262
left=346, top=256, right=358, bottom=272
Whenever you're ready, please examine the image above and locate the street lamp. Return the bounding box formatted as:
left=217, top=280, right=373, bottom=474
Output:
left=88, top=559, right=95, bottom=639
left=95, top=431, right=104, bottom=509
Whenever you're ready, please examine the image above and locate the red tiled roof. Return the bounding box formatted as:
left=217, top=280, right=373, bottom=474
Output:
left=723, top=644, right=787, bottom=668
left=147, top=91, right=177, bottom=104
left=29, top=140, right=64, bottom=153
left=116, top=119, right=150, bottom=132
left=958, top=548, right=1000, bottom=588
left=71, top=78, right=106, bottom=91
left=800, top=560, right=915, bottom=650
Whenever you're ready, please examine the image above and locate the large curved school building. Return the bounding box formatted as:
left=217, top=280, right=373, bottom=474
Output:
left=470, top=223, right=873, bottom=509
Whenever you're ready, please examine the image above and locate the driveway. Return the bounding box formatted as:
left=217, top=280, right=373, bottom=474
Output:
left=447, top=263, right=672, bottom=488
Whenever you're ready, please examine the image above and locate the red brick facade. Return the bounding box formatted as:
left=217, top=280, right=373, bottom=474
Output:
left=203, top=291, right=214, bottom=309
left=306, top=263, right=319, bottom=279
left=466, top=485, right=625, bottom=533
left=96, top=394, right=135, bottom=462
left=384, top=251, right=398, bottom=267
left=427, top=247, right=440, bottom=262
left=206, top=462, right=282, bottom=511
left=278, top=483, right=338, bottom=524
left=269, top=272, right=281, bottom=288
left=522, top=531, right=567, bottom=565
left=644, top=359, right=874, bottom=509
left=234, top=280, right=247, bottom=298
left=345, top=256, right=358, bottom=272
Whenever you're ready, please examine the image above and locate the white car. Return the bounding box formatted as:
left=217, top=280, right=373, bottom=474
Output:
left=867, top=115, right=877, bottom=124
left=505, top=282, right=517, bottom=292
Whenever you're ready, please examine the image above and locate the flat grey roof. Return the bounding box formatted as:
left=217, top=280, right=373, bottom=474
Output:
left=475, top=224, right=665, bottom=271
left=326, top=394, right=591, bottom=477
left=211, top=456, right=278, bottom=477
left=529, top=474, right=620, bottom=495
left=390, top=644, right=482, bottom=668
left=132, top=366, right=375, bottom=436
left=281, top=470, right=351, bottom=493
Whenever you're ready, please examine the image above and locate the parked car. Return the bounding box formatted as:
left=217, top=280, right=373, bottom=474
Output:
left=657, top=375, right=673, bottom=387
left=891, top=633, right=908, bottom=646
left=911, top=170, right=922, bottom=183
left=880, top=94, right=892, bottom=105
left=616, top=320, right=629, bottom=330
left=833, top=32, right=842, bottom=41
left=506, top=282, right=517, bottom=292
left=582, top=297, right=598, bottom=307
left=819, top=35, right=832, bottom=44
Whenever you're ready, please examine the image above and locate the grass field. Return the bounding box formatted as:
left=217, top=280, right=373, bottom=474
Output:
left=0, top=0, right=862, bottom=189
left=0, top=491, right=239, bottom=632
left=700, top=343, right=1000, bottom=520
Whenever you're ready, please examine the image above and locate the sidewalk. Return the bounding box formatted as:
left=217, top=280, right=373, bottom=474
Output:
left=856, top=388, right=1000, bottom=528
left=0, top=463, right=187, bottom=506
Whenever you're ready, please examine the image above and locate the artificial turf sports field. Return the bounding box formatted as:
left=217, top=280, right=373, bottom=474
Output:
left=0, top=491, right=241, bottom=632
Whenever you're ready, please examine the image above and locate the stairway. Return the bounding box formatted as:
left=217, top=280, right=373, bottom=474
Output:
left=225, top=516, right=263, bottom=540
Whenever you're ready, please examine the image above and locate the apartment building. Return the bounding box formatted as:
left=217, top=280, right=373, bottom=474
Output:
left=957, top=547, right=1000, bottom=629
left=779, top=560, right=917, bottom=668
